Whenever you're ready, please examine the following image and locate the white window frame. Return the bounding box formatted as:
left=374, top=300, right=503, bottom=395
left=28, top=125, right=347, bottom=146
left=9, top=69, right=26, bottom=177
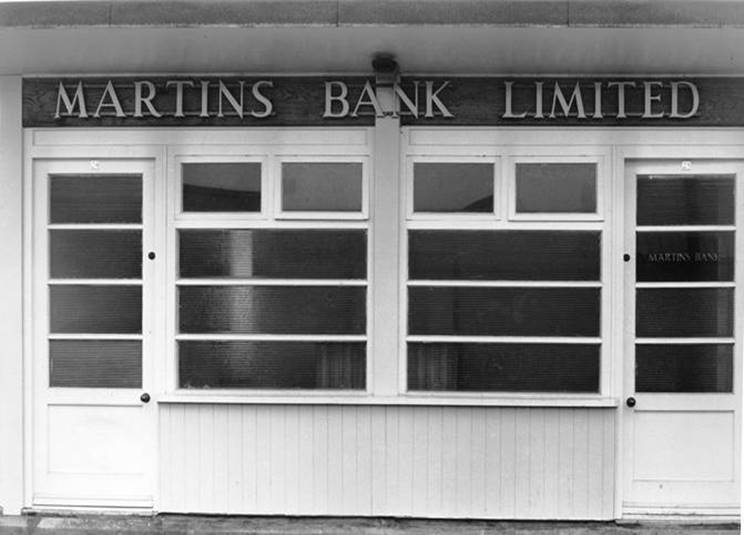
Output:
left=405, top=155, right=501, bottom=221
left=273, top=154, right=370, bottom=220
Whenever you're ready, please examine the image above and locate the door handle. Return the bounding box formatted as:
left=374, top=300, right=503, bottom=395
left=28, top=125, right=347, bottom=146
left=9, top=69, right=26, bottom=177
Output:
left=626, top=396, right=636, bottom=408
left=140, top=392, right=151, bottom=403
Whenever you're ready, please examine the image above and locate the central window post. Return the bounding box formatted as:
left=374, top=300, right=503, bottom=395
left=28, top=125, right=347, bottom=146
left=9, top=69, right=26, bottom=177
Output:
left=370, top=54, right=402, bottom=396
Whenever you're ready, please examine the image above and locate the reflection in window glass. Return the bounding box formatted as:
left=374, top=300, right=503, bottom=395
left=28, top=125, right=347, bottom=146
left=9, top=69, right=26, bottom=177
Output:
left=179, top=286, right=365, bottom=335
left=50, top=340, right=142, bottom=388
left=636, top=344, right=732, bottom=393
left=413, top=163, right=493, bottom=212
left=637, top=175, right=734, bottom=226
left=409, top=230, right=600, bottom=281
left=182, top=162, right=261, bottom=212
left=179, top=229, right=366, bottom=279
left=50, top=285, right=142, bottom=334
left=50, top=175, right=142, bottom=223
left=636, top=288, right=733, bottom=338
left=408, top=343, right=599, bottom=392
left=179, top=341, right=365, bottom=389
left=409, top=287, right=600, bottom=337
left=516, top=163, right=596, bottom=213
left=50, top=230, right=141, bottom=279
left=282, top=162, right=363, bottom=212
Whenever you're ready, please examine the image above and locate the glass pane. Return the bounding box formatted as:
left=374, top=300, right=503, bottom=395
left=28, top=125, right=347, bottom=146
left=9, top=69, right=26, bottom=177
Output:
left=636, top=288, right=733, bottom=337
left=50, top=285, right=142, bottom=333
left=409, top=287, right=600, bottom=336
left=182, top=162, right=261, bottom=212
left=636, top=344, right=733, bottom=393
left=179, top=229, right=366, bottom=279
left=408, top=343, right=599, bottom=392
left=409, top=230, right=600, bottom=281
left=50, top=340, right=141, bottom=388
left=636, top=231, right=734, bottom=282
left=515, top=163, right=596, bottom=213
left=179, top=286, right=365, bottom=334
left=50, top=230, right=141, bottom=279
left=179, top=341, right=365, bottom=389
left=637, top=175, right=734, bottom=226
left=50, top=175, right=141, bottom=223
left=282, top=162, right=362, bottom=212
left=413, top=163, right=493, bottom=213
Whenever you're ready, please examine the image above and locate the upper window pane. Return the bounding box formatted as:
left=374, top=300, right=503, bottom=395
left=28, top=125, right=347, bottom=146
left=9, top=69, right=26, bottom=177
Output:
left=515, top=163, right=597, bottom=213
left=50, top=175, right=142, bottom=223
left=179, top=229, right=366, bottom=279
left=282, top=162, right=362, bottom=212
left=636, top=231, right=734, bottom=282
left=637, top=175, right=734, bottom=226
left=409, top=230, right=600, bottom=281
left=182, top=162, right=261, bottom=212
left=50, top=230, right=141, bottom=279
left=413, top=163, right=493, bottom=213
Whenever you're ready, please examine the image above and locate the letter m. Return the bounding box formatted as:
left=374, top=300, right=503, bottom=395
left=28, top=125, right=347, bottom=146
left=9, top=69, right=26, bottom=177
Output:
left=55, top=81, right=87, bottom=119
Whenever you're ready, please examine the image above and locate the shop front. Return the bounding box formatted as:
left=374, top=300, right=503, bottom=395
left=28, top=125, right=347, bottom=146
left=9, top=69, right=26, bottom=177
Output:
left=0, top=1, right=742, bottom=522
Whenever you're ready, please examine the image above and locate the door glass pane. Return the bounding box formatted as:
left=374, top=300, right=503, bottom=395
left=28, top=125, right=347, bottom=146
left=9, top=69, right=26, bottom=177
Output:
left=50, top=230, right=142, bottom=279
left=409, top=230, right=600, bottom=281
left=179, top=341, right=365, bottom=389
left=50, top=340, right=142, bottom=388
left=413, top=163, right=493, bottom=213
left=408, top=343, right=599, bottom=392
left=636, top=344, right=733, bottom=393
left=409, top=287, right=600, bottom=336
left=50, top=285, right=142, bottom=334
left=516, top=163, right=596, bottom=213
left=50, top=175, right=142, bottom=223
left=636, top=288, right=734, bottom=338
left=179, top=286, right=365, bottom=334
left=637, top=175, right=735, bottom=226
left=179, top=229, right=366, bottom=279
left=182, top=162, right=261, bottom=212
left=282, top=162, right=363, bottom=212
left=636, top=231, right=734, bottom=282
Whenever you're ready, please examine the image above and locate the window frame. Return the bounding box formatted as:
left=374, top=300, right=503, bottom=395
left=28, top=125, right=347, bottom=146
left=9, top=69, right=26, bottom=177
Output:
left=400, top=145, right=612, bottom=399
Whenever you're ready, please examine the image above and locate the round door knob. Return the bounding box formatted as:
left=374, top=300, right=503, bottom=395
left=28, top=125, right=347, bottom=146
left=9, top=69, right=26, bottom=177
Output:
left=147, top=251, right=156, bottom=260
left=623, top=253, right=631, bottom=262
left=140, top=392, right=151, bottom=403
left=626, top=396, right=636, bottom=408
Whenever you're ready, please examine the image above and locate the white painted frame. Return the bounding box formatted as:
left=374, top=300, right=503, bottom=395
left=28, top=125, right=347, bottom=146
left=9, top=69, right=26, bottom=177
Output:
left=507, top=153, right=607, bottom=222
left=405, top=155, right=501, bottom=220
left=274, top=155, right=370, bottom=220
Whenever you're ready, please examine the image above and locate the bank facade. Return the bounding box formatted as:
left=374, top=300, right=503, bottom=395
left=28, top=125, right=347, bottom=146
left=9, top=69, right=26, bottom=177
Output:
left=0, top=1, right=742, bottom=521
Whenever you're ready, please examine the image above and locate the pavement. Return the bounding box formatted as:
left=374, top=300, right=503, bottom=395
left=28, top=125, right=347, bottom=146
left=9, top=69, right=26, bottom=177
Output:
left=0, top=516, right=740, bottom=535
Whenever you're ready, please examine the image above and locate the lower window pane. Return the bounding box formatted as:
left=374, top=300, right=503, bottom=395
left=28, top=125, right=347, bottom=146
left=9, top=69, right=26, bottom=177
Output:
left=179, top=286, right=365, bottom=334
left=50, top=285, right=142, bottom=334
left=636, top=344, right=733, bottom=393
left=409, top=287, right=600, bottom=336
left=636, top=288, right=733, bottom=338
left=408, top=343, right=599, bottom=392
left=50, top=340, right=142, bottom=388
left=179, top=341, right=365, bottom=389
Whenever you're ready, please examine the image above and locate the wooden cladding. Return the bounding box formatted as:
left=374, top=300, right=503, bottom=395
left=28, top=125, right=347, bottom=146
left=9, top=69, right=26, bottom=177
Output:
left=23, top=76, right=744, bottom=127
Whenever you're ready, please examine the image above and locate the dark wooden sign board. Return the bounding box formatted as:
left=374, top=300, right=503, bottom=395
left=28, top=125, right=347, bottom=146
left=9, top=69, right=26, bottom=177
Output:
left=22, top=76, right=744, bottom=127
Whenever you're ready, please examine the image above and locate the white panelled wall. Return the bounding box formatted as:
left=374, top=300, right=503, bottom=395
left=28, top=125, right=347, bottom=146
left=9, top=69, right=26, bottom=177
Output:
left=159, top=405, right=615, bottom=519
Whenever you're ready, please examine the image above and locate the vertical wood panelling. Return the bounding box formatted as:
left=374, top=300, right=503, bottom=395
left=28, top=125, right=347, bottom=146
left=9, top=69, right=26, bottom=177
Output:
left=159, top=405, right=615, bottom=519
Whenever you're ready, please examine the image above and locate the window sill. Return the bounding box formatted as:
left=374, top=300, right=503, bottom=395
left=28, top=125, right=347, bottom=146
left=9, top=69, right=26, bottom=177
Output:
left=158, top=392, right=619, bottom=408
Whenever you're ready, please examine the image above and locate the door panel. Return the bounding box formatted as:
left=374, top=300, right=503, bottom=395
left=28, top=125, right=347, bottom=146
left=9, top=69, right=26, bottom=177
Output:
left=623, top=160, right=741, bottom=514
left=33, top=159, right=155, bottom=508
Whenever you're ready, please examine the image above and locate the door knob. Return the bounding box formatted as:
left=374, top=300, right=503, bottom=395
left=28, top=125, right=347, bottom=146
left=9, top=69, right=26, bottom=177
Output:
left=626, top=396, right=636, bottom=408
left=140, top=392, right=151, bottom=403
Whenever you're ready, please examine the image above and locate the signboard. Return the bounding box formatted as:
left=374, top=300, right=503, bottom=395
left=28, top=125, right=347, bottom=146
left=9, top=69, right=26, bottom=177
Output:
left=22, top=76, right=744, bottom=127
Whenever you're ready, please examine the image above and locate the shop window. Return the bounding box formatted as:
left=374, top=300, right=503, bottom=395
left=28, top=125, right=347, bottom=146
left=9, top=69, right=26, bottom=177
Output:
left=406, top=156, right=604, bottom=394
left=412, top=162, right=494, bottom=213
left=175, top=156, right=368, bottom=391
left=182, top=162, right=261, bottom=212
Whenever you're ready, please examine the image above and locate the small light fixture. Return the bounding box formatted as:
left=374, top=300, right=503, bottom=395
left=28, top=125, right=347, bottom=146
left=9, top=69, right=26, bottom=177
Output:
left=372, top=53, right=398, bottom=75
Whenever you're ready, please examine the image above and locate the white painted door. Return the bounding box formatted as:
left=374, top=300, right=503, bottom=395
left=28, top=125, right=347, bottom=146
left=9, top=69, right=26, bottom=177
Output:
left=32, top=158, right=156, bottom=509
left=623, top=159, right=742, bottom=516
